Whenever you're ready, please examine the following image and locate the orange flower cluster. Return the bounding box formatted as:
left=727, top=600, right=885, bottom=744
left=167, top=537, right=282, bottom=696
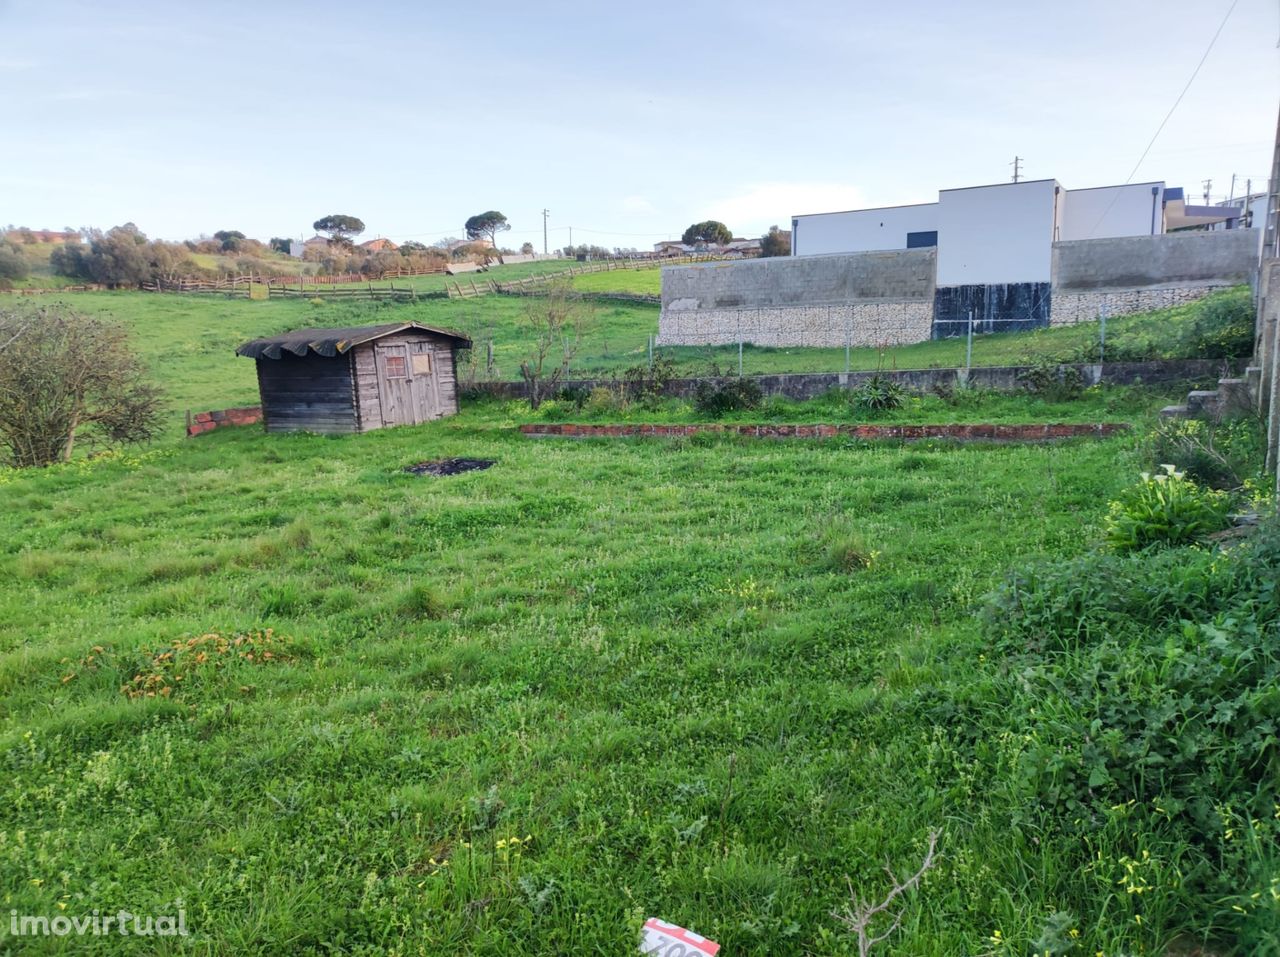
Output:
left=121, top=629, right=290, bottom=699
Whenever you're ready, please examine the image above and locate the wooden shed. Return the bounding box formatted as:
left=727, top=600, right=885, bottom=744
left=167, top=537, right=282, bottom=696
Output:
left=236, top=322, right=472, bottom=434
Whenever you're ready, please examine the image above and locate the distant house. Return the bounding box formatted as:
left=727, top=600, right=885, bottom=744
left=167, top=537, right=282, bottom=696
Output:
left=722, top=238, right=762, bottom=257
left=236, top=322, right=472, bottom=434
left=302, top=234, right=330, bottom=250
left=653, top=240, right=692, bottom=256
left=359, top=238, right=399, bottom=253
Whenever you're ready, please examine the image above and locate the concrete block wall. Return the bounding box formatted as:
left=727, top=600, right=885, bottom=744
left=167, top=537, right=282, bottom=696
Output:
left=662, top=249, right=935, bottom=310
left=657, top=301, right=933, bottom=348
left=1052, top=230, right=1258, bottom=291
left=659, top=249, right=935, bottom=347
left=658, top=231, right=1257, bottom=348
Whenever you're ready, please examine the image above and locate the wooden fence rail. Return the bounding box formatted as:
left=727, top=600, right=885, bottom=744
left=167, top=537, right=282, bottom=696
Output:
left=444, top=255, right=725, bottom=299
left=143, top=266, right=449, bottom=293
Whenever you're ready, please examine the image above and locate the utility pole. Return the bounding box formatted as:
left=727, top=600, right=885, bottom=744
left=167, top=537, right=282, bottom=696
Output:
left=1203, top=179, right=1213, bottom=205
left=568, top=226, right=573, bottom=250
left=1011, top=156, right=1023, bottom=183
left=541, top=208, right=550, bottom=255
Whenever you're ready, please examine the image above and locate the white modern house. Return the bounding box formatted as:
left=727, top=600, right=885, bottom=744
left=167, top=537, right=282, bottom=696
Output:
left=658, top=175, right=1259, bottom=350
left=786, top=178, right=1251, bottom=334
left=790, top=179, right=1244, bottom=265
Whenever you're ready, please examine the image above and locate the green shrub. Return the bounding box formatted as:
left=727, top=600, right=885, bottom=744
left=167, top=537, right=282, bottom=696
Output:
left=1104, top=465, right=1231, bottom=553
left=1017, top=359, right=1084, bottom=401
left=692, top=368, right=762, bottom=417
left=1180, top=288, right=1254, bottom=359
left=585, top=385, right=625, bottom=416
left=851, top=373, right=905, bottom=412
left=0, top=243, right=28, bottom=281
left=555, top=385, right=591, bottom=410
left=1148, top=416, right=1266, bottom=491
left=622, top=354, right=676, bottom=409
left=982, top=520, right=1280, bottom=943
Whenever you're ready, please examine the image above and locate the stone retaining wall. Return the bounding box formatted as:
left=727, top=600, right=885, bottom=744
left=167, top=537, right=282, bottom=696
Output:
left=187, top=406, right=263, bottom=436
left=520, top=422, right=1130, bottom=441
left=657, top=301, right=934, bottom=348
left=1049, top=282, right=1237, bottom=327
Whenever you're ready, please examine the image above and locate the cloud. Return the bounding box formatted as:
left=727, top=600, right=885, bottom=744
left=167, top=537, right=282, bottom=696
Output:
left=699, top=181, right=870, bottom=231
left=620, top=195, right=655, bottom=214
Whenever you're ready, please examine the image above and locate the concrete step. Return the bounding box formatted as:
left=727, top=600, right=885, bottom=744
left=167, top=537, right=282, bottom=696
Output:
left=1185, top=390, right=1220, bottom=415
left=1160, top=405, right=1190, bottom=418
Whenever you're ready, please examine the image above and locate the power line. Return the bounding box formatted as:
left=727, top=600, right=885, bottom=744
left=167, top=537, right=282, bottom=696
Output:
left=1086, top=0, right=1238, bottom=237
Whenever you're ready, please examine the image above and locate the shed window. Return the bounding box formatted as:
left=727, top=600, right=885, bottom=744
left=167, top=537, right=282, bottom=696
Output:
left=412, top=352, right=433, bottom=376
left=384, top=355, right=407, bottom=378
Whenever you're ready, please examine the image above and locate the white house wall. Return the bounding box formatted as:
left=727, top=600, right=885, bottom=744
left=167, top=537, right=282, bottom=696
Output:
left=935, top=180, right=1058, bottom=286
left=792, top=203, right=938, bottom=257
left=1059, top=182, right=1164, bottom=241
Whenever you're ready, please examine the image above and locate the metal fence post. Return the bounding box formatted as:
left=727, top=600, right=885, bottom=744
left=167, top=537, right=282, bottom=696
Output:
left=844, top=307, right=851, bottom=374
left=965, top=308, right=974, bottom=372
left=1099, top=301, right=1107, bottom=364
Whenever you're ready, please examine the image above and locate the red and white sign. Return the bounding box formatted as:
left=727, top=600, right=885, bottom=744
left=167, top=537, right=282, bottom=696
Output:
left=640, top=918, right=720, bottom=956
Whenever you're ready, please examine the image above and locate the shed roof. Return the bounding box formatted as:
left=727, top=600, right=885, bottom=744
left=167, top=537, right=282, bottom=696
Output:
left=236, top=322, right=472, bottom=360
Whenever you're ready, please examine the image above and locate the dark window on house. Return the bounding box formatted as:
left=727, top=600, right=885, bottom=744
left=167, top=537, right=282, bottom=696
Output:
left=906, top=231, right=938, bottom=249
left=384, top=355, right=407, bottom=378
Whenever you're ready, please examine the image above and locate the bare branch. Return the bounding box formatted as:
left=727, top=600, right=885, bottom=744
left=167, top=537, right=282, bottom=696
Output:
left=831, top=829, right=940, bottom=957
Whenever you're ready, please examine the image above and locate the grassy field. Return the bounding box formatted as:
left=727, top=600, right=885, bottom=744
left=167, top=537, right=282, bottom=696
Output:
left=0, top=398, right=1172, bottom=955
left=0, top=286, right=1246, bottom=431
left=570, top=266, right=662, bottom=296
left=0, top=287, right=1270, bottom=954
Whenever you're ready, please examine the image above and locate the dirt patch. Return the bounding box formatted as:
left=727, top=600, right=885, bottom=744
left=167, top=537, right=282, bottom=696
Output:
left=403, top=458, right=496, bottom=477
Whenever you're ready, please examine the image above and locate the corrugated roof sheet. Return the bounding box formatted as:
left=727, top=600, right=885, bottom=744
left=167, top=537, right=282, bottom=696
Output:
left=236, top=322, right=472, bottom=360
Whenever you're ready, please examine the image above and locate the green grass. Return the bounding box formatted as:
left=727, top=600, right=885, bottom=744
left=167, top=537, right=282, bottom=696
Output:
left=0, top=282, right=1265, bottom=952
left=1, top=397, right=1184, bottom=955
left=570, top=266, right=662, bottom=296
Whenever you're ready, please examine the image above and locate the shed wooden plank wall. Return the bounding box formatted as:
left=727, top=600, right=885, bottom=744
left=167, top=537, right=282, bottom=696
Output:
left=351, top=332, right=460, bottom=430
left=351, top=344, right=382, bottom=431
left=257, top=352, right=358, bottom=433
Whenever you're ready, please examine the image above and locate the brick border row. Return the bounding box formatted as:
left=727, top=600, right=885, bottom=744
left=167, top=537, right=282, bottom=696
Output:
left=186, top=406, right=263, bottom=436
left=519, top=422, right=1130, bottom=441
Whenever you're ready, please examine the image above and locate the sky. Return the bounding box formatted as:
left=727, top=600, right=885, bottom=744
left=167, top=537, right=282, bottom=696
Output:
left=1, top=0, right=1277, bottom=252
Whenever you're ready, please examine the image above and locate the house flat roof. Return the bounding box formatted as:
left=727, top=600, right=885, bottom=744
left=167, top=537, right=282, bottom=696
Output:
left=938, top=178, right=1058, bottom=193
left=792, top=201, right=938, bottom=219
left=236, top=322, right=471, bottom=360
